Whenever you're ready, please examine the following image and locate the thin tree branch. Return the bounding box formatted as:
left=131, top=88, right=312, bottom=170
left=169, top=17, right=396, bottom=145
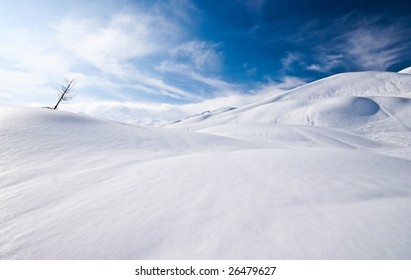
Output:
left=53, top=78, right=76, bottom=110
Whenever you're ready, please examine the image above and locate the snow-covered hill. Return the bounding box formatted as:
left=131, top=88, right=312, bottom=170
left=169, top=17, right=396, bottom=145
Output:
left=399, top=66, right=411, bottom=74
left=170, top=71, right=411, bottom=132
left=1, top=70, right=411, bottom=259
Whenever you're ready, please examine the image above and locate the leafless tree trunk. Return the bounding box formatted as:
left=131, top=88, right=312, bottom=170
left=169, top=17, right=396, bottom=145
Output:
left=53, top=78, right=76, bottom=110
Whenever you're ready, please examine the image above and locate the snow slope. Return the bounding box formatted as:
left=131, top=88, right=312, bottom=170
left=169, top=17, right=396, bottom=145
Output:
left=169, top=71, right=411, bottom=159
left=170, top=71, right=411, bottom=132
left=399, top=66, right=411, bottom=74
left=1, top=70, right=411, bottom=259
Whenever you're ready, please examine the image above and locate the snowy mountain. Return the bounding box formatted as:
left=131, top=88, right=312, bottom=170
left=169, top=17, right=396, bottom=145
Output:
left=170, top=71, right=411, bottom=132
left=1, top=70, right=411, bottom=259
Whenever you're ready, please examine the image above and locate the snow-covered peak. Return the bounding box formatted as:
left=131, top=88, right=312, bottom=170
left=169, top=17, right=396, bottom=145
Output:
left=398, top=66, right=411, bottom=74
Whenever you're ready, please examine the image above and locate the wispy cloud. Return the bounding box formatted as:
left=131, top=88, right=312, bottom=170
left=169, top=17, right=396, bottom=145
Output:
left=307, top=16, right=409, bottom=73
left=0, top=25, right=73, bottom=105
left=306, top=54, right=345, bottom=73
left=251, top=75, right=307, bottom=96
left=341, top=24, right=405, bottom=70
left=0, top=2, right=235, bottom=108
left=170, top=40, right=222, bottom=71
left=55, top=12, right=180, bottom=74
left=155, top=43, right=242, bottom=98
left=281, top=52, right=303, bottom=70
left=53, top=11, right=197, bottom=102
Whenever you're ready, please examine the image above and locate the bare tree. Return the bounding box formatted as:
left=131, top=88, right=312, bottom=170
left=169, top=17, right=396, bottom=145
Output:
left=53, top=78, right=76, bottom=110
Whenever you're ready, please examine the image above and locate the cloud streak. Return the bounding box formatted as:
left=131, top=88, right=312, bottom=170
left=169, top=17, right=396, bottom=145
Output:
left=305, top=16, right=410, bottom=73
left=0, top=3, right=239, bottom=108
left=342, top=24, right=405, bottom=70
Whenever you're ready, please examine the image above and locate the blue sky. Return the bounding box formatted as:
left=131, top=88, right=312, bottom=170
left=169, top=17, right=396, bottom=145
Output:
left=1, top=0, right=411, bottom=124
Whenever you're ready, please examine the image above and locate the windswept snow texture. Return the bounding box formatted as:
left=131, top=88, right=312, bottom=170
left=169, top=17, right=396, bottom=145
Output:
left=2, top=70, right=411, bottom=259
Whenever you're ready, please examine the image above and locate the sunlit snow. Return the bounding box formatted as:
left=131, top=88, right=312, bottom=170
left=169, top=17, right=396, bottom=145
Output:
left=1, top=70, right=411, bottom=259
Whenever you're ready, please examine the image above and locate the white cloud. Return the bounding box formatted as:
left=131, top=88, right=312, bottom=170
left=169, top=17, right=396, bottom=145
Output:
left=54, top=12, right=180, bottom=76
left=154, top=38, right=233, bottom=97
left=0, top=26, right=75, bottom=106
left=306, top=54, right=345, bottom=73
left=309, top=17, right=408, bottom=72
left=252, top=76, right=306, bottom=96
left=170, top=40, right=222, bottom=71
left=132, top=74, right=203, bottom=101
left=306, top=64, right=321, bottom=71
left=52, top=11, right=234, bottom=102
left=0, top=8, right=220, bottom=106
left=189, top=72, right=240, bottom=94
left=342, top=25, right=404, bottom=70
left=242, top=63, right=257, bottom=77
left=155, top=58, right=241, bottom=97
left=281, top=52, right=302, bottom=70
left=154, top=0, right=200, bottom=24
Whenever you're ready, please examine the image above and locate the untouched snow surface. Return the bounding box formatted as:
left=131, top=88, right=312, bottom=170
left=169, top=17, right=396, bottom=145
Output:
left=2, top=70, right=411, bottom=259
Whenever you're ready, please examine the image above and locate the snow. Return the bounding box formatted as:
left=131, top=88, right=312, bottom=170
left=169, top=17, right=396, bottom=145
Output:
left=399, top=66, right=411, bottom=74
left=1, top=70, right=411, bottom=259
left=170, top=71, right=411, bottom=131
